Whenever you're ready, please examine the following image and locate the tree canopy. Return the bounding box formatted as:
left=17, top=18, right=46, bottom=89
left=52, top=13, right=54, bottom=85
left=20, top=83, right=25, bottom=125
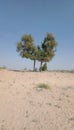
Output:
left=16, top=33, right=57, bottom=71
left=17, top=34, right=38, bottom=70
left=39, top=33, right=57, bottom=69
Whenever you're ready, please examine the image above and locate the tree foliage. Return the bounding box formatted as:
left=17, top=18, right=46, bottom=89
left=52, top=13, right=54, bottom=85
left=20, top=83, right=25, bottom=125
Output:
left=37, top=33, right=57, bottom=70
left=17, top=35, right=34, bottom=57
left=17, top=34, right=37, bottom=70
left=16, top=33, right=57, bottom=71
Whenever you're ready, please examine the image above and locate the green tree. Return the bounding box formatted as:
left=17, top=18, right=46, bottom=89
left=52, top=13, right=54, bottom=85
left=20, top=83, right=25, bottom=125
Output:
left=16, top=34, right=37, bottom=71
left=16, top=33, right=57, bottom=71
left=39, top=33, right=57, bottom=71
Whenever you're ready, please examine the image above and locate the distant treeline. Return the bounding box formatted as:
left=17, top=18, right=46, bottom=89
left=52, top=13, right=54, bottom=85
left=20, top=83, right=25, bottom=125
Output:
left=48, top=70, right=74, bottom=73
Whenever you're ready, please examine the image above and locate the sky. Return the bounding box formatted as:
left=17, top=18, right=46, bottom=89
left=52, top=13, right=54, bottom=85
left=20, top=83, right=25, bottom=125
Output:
left=0, top=0, right=74, bottom=70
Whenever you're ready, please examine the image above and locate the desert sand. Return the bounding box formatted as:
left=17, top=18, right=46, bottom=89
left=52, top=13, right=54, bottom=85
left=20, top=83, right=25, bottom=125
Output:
left=0, top=69, right=74, bottom=130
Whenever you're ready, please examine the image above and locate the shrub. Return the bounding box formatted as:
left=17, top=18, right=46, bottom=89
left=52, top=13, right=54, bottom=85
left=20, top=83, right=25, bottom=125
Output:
left=39, top=63, right=47, bottom=71
left=34, top=68, right=38, bottom=72
left=42, top=63, right=47, bottom=71
left=37, top=83, right=50, bottom=90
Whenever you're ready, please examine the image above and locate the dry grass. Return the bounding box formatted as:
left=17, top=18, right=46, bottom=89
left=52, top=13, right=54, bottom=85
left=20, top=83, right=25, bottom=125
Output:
left=37, top=83, right=50, bottom=90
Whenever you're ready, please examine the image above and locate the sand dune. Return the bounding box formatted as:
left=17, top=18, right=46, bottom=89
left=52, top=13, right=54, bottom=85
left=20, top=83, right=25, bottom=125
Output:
left=0, top=69, right=74, bottom=130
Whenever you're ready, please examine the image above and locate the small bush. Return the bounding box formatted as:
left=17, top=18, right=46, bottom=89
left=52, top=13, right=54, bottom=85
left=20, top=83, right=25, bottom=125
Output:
left=24, top=68, right=27, bottom=71
left=34, top=68, right=38, bottom=72
left=37, top=83, right=50, bottom=90
left=42, top=63, right=47, bottom=71
left=0, top=66, right=6, bottom=70
left=39, top=63, right=47, bottom=71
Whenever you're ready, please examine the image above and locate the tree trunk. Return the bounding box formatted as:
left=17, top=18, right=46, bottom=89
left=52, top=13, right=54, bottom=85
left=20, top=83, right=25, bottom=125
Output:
left=40, top=61, right=43, bottom=71
left=33, top=60, right=36, bottom=71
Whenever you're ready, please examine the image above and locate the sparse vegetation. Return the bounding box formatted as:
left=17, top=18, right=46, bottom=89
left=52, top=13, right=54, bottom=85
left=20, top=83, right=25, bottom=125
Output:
left=0, top=66, right=6, bottom=70
left=39, top=63, right=47, bottom=71
left=37, top=83, right=50, bottom=90
left=48, top=70, right=74, bottom=73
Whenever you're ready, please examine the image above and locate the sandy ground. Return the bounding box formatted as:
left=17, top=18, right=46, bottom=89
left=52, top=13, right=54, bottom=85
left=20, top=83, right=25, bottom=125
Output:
left=0, top=69, right=74, bottom=130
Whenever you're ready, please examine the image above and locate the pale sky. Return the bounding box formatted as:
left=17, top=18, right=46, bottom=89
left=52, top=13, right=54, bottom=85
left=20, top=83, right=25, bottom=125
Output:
left=0, top=0, right=74, bottom=70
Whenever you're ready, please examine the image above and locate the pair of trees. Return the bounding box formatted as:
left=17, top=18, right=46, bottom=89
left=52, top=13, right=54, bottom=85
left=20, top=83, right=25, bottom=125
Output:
left=16, top=33, right=57, bottom=71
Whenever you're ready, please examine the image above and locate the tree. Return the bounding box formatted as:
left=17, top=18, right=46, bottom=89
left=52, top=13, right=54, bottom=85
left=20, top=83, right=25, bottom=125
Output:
left=38, top=33, right=57, bottom=71
left=16, top=33, right=57, bottom=71
left=16, top=34, right=37, bottom=71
